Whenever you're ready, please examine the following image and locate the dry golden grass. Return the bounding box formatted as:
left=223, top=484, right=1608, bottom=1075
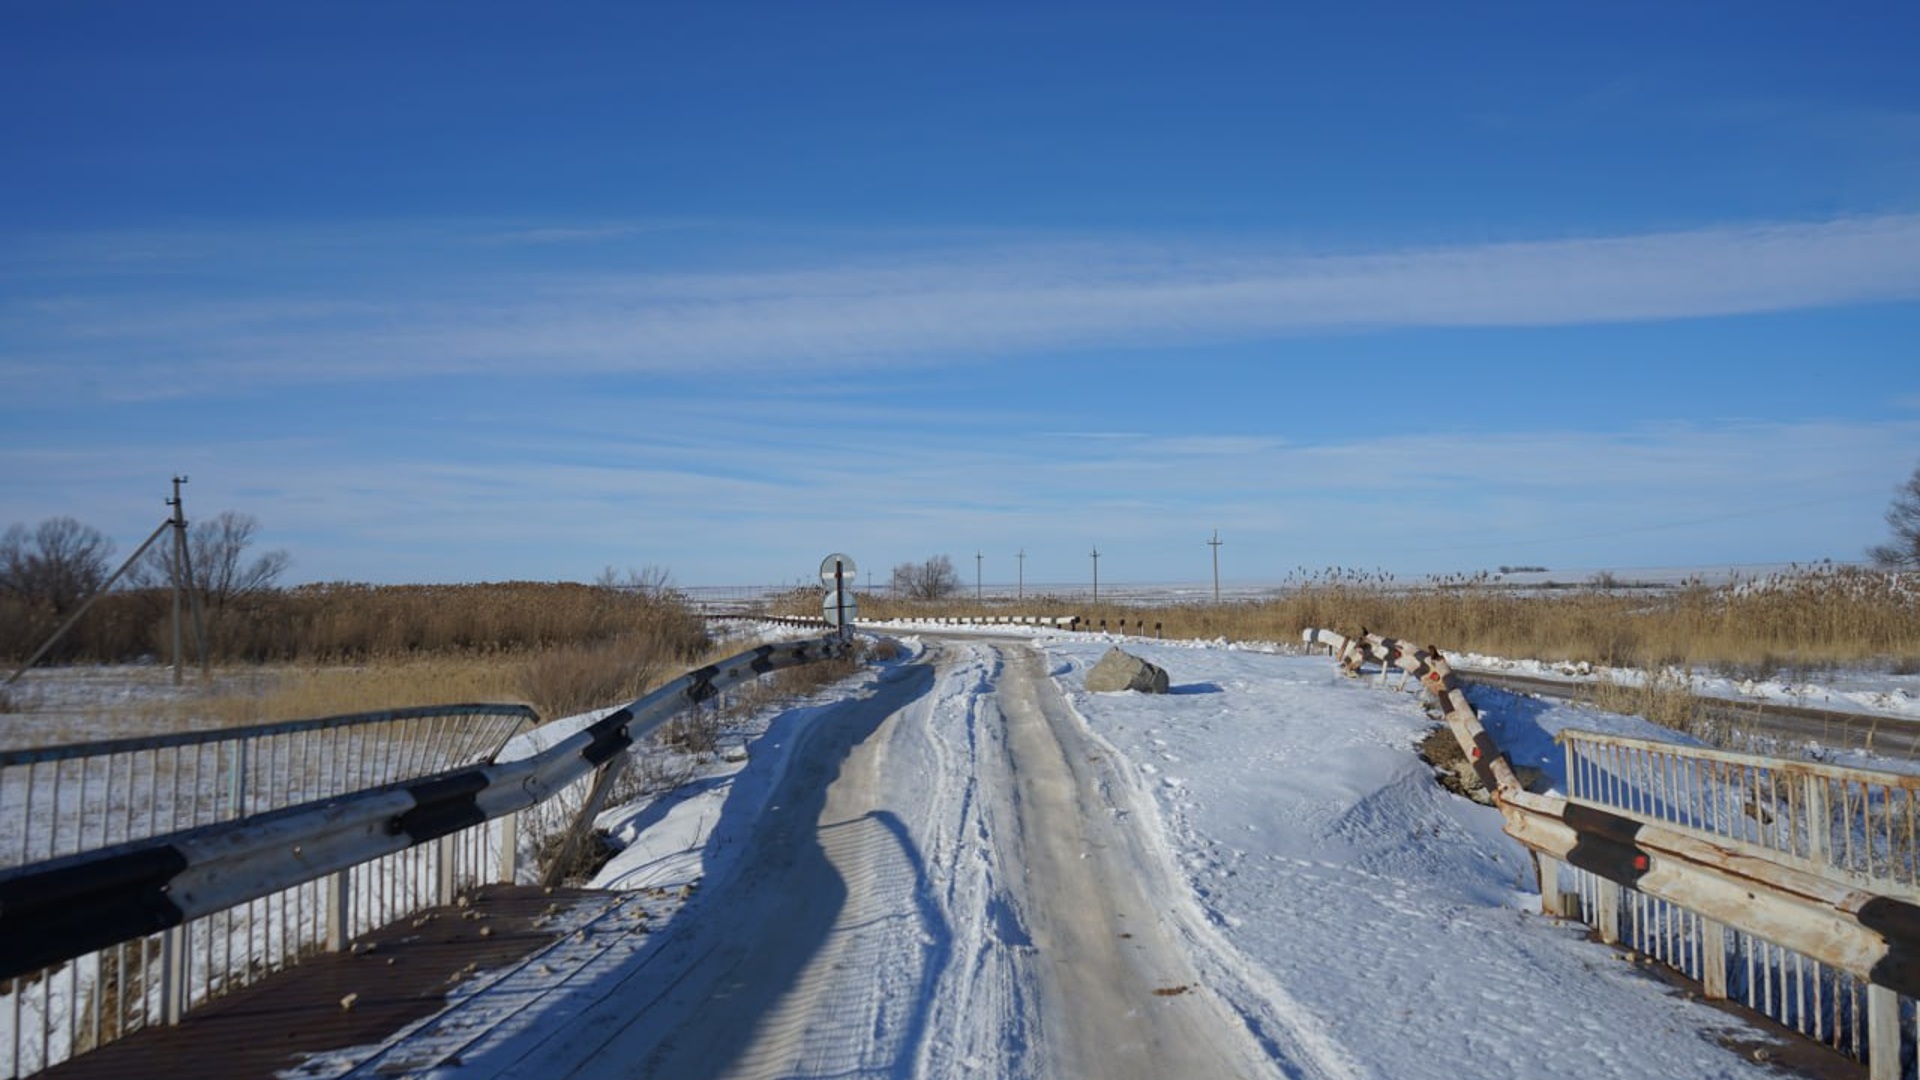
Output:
left=192, top=655, right=537, bottom=726
left=848, top=565, right=1920, bottom=676
left=3, top=581, right=708, bottom=666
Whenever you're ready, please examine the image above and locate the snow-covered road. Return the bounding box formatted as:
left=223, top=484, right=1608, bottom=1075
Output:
left=443, top=638, right=1281, bottom=1079
left=306, top=631, right=1798, bottom=1080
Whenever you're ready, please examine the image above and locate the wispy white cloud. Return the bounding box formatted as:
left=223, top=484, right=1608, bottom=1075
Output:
left=5, top=411, right=1913, bottom=584
left=5, top=214, right=1919, bottom=401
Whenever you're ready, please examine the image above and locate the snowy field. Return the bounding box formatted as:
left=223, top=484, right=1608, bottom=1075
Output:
left=266, top=623, right=1863, bottom=1080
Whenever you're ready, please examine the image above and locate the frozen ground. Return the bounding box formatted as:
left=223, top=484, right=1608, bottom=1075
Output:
left=284, top=626, right=1818, bottom=1080
left=1450, top=649, right=1920, bottom=722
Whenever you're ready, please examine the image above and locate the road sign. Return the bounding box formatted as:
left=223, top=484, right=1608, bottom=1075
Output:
left=821, top=590, right=860, bottom=627
left=819, top=553, right=857, bottom=584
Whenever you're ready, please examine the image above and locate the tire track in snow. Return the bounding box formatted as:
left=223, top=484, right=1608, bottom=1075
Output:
left=338, top=639, right=1348, bottom=1079
left=982, top=643, right=1301, bottom=1080
left=1040, top=657, right=1369, bottom=1080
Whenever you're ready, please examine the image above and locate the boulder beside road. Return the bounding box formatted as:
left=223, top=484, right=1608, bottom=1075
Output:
left=1085, top=647, right=1171, bottom=694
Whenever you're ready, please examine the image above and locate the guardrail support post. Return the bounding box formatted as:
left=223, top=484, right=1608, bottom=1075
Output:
left=327, top=870, right=351, bottom=951
left=1699, top=918, right=1727, bottom=1000
left=1595, top=880, right=1623, bottom=945
left=1536, top=854, right=1572, bottom=918
left=160, top=925, right=188, bottom=1026
left=499, top=814, right=520, bottom=883
left=1869, top=984, right=1900, bottom=1080
left=438, top=835, right=458, bottom=907
left=542, top=751, right=631, bottom=888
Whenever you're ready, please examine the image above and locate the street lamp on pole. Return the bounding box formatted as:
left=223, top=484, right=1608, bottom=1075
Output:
left=1090, top=545, right=1100, bottom=605
left=975, top=551, right=983, bottom=602
left=1016, top=549, right=1025, bottom=601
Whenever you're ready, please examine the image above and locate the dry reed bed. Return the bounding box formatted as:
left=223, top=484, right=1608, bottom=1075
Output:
left=847, top=565, right=1920, bottom=677
left=1, top=581, right=709, bottom=665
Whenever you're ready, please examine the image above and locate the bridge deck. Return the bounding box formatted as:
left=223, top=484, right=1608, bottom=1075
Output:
left=38, top=884, right=601, bottom=1080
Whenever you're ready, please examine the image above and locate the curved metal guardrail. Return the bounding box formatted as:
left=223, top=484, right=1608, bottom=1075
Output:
left=1305, top=627, right=1920, bottom=1080
left=0, top=634, right=849, bottom=1075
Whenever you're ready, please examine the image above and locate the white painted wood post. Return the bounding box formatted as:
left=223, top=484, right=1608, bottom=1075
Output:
left=1868, top=983, right=1900, bottom=1080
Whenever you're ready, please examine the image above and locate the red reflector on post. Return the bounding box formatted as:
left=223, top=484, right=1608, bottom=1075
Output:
left=1469, top=746, right=1481, bottom=759
left=1632, top=854, right=1649, bottom=872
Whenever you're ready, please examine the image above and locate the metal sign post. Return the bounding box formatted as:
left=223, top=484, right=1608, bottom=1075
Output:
left=818, top=553, right=858, bottom=640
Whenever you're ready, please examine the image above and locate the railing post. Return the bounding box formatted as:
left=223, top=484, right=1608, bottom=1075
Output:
left=1536, top=854, right=1572, bottom=918
left=542, top=752, right=630, bottom=889
left=327, top=870, right=350, bottom=952
left=1868, top=983, right=1900, bottom=1080
left=229, top=741, right=248, bottom=820
left=1595, top=880, right=1623, bottom=945
left=438, top=835, right=458, bottom=907
left=1699, top=918, right=1728, bottom=1000
left=160, top=925, right=189, bottom=1025
left=499, top=813, right=520, bottom=884
left=1802, top=773, right=1829, bottom=866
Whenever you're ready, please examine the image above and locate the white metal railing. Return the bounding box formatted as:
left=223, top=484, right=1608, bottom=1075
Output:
left=0, top=704, right=535, bottom=870
left=1553, top=729, right=1920, bottom=1073
left=1539, top=738, right=1920, bottom=1078
left=0, top=635, right=846, bottom=1078
left=1563, top=728, right=1920, bottom=892
left=0, top=705, right=543, bottom=1077
left=1305, top=627, right=1920, bottom=1080
left=1561, top=860, right=1884, bottom=1058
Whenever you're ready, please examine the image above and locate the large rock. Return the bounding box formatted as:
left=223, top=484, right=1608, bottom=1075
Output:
left=1085, top=647, right=1170, bottom=694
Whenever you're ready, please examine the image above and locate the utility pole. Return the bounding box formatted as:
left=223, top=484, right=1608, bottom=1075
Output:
left=1016, top=549, right=1025, bottom=601
left=975, top=551, right=983, bottom=602
left=1090, top=545, right=1101, bottom=605
left=166, top=476, right=210, bottom=685
left=1209, top=528, right=1223, bottom=604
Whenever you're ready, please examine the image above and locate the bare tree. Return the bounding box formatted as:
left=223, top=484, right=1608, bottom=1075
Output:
left=594, top=564, right=675, bottom=595
left=130, top=511, right=290, bottom=611
left=890, top=554, right=960, bottom=600
left=1870, top=463, right=1920, bottom=570
left=0, top=517, right=115, bottom=615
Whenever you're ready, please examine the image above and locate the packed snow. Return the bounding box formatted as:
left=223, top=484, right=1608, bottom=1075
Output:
left=271, top=624, right=1822, bottom=1079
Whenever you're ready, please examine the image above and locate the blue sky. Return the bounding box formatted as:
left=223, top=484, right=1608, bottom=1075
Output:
left=4, top=2, right=1918, bottom=588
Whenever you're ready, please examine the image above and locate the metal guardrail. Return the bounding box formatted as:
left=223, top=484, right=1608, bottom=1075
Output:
left=1564, top=729, right=1920, bottom=892
left=0, top=635, right=849, bottom=1078
left=872, top=614, right=1083, bottom=630
left=1558, top=729, right=1920, bottom=1064
left=1305, top=626, right=1920, bottom=1080
left=0, top=705, right=535, bottom=870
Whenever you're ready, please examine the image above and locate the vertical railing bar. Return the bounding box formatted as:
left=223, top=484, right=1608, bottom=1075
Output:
left=21, top=759, right=39, bottom=864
